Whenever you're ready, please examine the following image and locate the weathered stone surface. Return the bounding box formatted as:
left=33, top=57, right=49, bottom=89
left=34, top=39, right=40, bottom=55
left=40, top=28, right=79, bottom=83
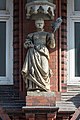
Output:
left=22, top=19, right=55, bottom=91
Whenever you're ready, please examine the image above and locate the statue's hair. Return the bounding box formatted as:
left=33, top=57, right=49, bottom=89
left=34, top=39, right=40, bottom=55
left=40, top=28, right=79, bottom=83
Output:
left=35, top=18, right=44, bottom=22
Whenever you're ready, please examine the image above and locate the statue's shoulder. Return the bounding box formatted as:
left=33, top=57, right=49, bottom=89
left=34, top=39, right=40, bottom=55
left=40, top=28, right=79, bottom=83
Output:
left=27, top=31, right=52, bottom=37
left=44, top=31, right=53, bottom=36
left=28, top=32, right=38, bottom=36
left=27, top=33, right=33, bottom=36
left=33, top=31, right=49, bottom=35
left=27, top=33, right=34, bottom=37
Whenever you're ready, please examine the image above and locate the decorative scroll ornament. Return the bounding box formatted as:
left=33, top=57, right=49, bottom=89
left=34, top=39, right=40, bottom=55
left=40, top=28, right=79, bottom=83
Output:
left=25, top=0, right=56, bottom=20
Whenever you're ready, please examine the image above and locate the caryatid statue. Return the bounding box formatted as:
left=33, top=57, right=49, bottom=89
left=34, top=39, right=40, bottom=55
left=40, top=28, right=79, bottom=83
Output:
left=22, top=18, right=62, bottom=91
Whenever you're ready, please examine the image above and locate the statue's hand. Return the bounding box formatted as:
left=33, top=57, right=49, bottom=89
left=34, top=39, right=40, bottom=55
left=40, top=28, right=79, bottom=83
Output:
left=28, top=44, right=34, bottom=48
left=24, top=40, right=34, bottom=48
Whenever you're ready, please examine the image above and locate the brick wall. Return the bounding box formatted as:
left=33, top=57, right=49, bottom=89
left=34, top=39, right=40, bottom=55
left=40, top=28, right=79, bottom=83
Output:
left=13, top=0, right=26, bottom=94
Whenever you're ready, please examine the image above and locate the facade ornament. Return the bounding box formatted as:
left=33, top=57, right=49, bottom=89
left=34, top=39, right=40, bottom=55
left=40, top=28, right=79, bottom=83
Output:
left=29, top=7, right=35, bottom=15
left=22, top=0, right=62, bottom=91
left=25, top=0, right=56, bottom=20
left=37, top=6, right=44, bottom=13
left=21, top=17, right=62, bottom=91
left=47, top=7, right=52, bottom=17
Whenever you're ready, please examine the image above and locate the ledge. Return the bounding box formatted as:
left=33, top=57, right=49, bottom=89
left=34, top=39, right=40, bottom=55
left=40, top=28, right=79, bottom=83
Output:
left=22, top=106, right=59, bottom=113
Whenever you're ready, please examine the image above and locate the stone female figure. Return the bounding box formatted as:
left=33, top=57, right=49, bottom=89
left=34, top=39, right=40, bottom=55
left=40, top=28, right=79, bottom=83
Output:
left=22, top=19, right=56, bottom=91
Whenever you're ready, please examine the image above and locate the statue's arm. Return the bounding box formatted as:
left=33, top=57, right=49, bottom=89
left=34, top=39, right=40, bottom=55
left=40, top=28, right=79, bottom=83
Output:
left=46, top=17, right=62, bottom=49
left=46, top=33, right=55, bottom=49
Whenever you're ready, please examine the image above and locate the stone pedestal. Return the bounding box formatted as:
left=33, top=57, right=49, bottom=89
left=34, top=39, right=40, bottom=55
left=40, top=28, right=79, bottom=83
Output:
left=22, top=92, right=59, bottom=120
left=26, top=91, right=55, bottom=106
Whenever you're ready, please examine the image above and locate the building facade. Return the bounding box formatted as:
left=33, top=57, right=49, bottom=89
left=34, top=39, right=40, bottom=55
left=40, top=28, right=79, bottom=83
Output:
left=0, top=0, right=80, bottom=119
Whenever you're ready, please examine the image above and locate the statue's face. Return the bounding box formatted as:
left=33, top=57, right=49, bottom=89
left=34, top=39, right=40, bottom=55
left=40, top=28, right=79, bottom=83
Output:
left=35, top=19, right=44, bottom=29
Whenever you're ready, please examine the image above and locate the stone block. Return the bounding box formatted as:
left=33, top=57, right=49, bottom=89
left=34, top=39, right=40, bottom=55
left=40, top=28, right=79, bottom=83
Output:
left=26, top=91, right=56, bottom=106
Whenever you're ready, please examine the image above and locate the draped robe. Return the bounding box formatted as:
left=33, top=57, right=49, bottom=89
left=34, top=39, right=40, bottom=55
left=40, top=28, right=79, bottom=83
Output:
left=22, top=31, right=55, bottom=91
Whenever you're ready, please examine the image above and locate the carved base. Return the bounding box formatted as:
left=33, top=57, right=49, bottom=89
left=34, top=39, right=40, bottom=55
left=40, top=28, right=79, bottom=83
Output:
left=26, top=91, right=55, bottom=106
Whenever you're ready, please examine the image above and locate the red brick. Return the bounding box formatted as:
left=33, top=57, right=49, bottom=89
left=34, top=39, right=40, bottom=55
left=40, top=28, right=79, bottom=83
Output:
left=26, top=92, right=55, bottom=106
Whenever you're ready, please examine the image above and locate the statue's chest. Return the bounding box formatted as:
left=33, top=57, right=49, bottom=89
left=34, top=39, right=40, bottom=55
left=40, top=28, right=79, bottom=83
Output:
left=33, top=32, right=47, bottom=45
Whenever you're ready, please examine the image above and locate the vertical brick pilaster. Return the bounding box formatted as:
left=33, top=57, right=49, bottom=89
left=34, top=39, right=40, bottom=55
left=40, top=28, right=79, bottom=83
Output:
left=61, top=0, right=67, bottom=92
left=19, top=0, right=26, bottom=94
left=13, top=0, right=19, bottom=87
left=13, top=0, right=26, bottom=95
left=53, top=0, right=67, bottom=92
left=52, top=0, right=62, bottom=92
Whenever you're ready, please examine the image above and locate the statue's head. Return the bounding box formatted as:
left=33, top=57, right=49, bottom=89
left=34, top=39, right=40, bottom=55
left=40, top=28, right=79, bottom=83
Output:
left=35, top=18, right=44, bottom=30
